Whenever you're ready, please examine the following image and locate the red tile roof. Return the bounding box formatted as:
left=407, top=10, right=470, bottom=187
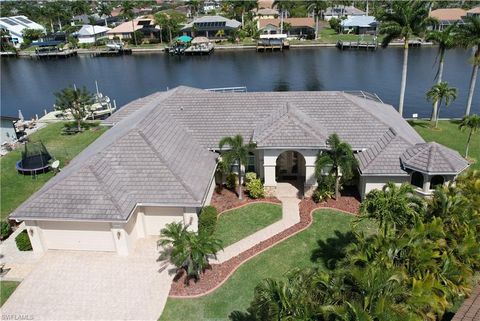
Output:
left=258, top=17, right=315, bottom=29
left=429, top=8, right=466, bottom=21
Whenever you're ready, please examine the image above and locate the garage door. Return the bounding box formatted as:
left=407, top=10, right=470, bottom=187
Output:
left=143, top=207, right=184, bottom=236
left=39, top=221, right=116, bottom=252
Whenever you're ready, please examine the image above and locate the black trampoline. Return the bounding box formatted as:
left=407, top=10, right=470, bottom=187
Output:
left=16, top=142, right=53, bottom=175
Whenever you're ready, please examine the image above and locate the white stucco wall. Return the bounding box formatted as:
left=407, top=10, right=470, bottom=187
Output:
left=142, top=206, right=184, bottom=236
left=359, top=175, right=410, bottom=199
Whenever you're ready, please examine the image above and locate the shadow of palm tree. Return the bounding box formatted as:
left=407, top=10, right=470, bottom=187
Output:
left=310, top=230, right=356, bottom=269
left=229, top=310, right=255, bottom=321
left=408, top=120, right=430, bottom=129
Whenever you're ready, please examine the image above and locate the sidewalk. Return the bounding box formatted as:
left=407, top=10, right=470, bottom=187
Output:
left=213, top=182, right=301, bottom=264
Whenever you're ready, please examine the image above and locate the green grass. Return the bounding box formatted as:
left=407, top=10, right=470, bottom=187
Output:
left=0, top=122, right=107, bottom=220
left=214, top=203, right=282, bottom=247
left=0, top=281, right=20, bottom=306
left=410, top=120, right=480, bottom=170
left=160, top=209, right=375, bottom=321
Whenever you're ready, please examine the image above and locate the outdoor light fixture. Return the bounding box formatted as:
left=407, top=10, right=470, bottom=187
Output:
left=117, top=231, right=121, bottom=240
left=29, top=229, right=34, bottom=237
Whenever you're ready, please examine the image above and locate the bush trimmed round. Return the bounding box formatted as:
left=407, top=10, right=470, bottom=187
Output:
left=15, top=230, right=32, bottom=251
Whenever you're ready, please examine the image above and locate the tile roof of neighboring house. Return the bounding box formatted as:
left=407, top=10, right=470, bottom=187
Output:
left=325, top=6, right=365, bottom=16
left=467, top=6, right=480, bottom=14
left=341, top=16, right=377, bottom=28
left=258, top=18, right=315, bottom=29
left=0, top=16, right=45, bottom=39
left=252, top=8, right=279, bottom=16
left=430, top=8, right=467, bottom=21
left=400, top=142, right=469, bottom=174
left=77, top=25, right=111, bottom=36
left=15, top=86, right=465, bottom=222
left=182, top=15, right=241, bottom=30
left=106, top=18, right=152, bottom=34
left=451, top=284, right=480, bottom=321
left=258, top=0, right=274, bottom=9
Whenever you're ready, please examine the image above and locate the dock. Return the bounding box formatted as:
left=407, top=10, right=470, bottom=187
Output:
left=91, top=48, right=133, bottom=57
left=0, top=51, right=17, bottom=57
left=35, top=49, right=78, bottom=59
left=336, top=40, right=377, bottom=50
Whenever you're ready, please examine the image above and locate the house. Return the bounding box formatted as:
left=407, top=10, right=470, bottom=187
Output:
left=258, top=18, right=315, bottom=38
left=0, top=115, right=19, bottom=144
left=340, top=16, right=378, bottom=34
left=0, top=16, right=45, bottom=47
left=324, top=6, right=366, bottom=21
left=466, top=6, right=480, bottom=18
left=252, top=8, right=279, bottom=20
left=76, top=25, right=111, bottom=44
left=106, top=17, right=159, bottom=40
left=429, top=8, right=466, bottom=30
left=181, top=15, right=241, bottom=39
left=11, top=86, right=469, bottom=256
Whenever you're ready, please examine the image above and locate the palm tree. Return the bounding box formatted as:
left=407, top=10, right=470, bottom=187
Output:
left=456, top=16, right=480, bottom=116
left=359, top=182, right=425, bottom=235
left=459, top=114, right=480, bottom=158
left=158, top=222, right=223, bottom=283
left=121, top=1, right=137, bottom=46
left=273, top=0, right=294, bottom=34
left=315, top=133, right=357, bottom=200
left=306, top=0, right=327, bottom=40
left=219, top=135, right=256, bottom=200
left=378, top=1, right=431, bottom=117
left=54, top=86, right=93, bottom=132
left=426, top=24, right=458, bottom=121
left=426, top=82, right=458, bottom=129
left=97, top=2, right=112, bottom=27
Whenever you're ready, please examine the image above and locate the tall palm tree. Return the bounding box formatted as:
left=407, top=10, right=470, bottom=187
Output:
left=272, top=0, right=294, bottom=34
left=306, top=0, right=327, bottom=40
left=426, top=23, right=458, bottom=121
left=459, top=114, right=480, bottom=158
left=426, top=81, right=458, bottom=129
left=219, top=135, right=256, bottom=200
left=121, top=1, right=137, bottom=46
left=54, top=86, right=93, bottom=132
left=315, top=133, right=357, bottom=200
left=378, top=1, right=431, bottom=117
left=456, top=16, right=480, bottom=116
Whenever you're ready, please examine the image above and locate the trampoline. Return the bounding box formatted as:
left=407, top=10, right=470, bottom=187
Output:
left=16, top=142, right=53, bottom=175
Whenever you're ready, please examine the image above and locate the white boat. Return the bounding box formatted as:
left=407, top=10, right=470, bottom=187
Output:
left=106, top=40, right=124, bottom=51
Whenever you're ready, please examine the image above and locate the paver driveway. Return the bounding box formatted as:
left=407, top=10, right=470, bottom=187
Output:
left=1, top=237, right=174, bottom=321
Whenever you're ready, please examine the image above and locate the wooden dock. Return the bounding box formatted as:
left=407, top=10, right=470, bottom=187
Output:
left=256, top=40, right=289, bottom=52
left=91, top=49, right=133, bottom=57
left=35, top=49, right=78, bottom=59
left=337, top=40, right=377, bottom=50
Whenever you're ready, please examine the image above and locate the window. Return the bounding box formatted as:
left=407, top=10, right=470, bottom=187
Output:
left=411, top=172, right=424, bottom=188
left=430, top=175, right=445, bottom=190
left=247, top=152, right=255, bottom=173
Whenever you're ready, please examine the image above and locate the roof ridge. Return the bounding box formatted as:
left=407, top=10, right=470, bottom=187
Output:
left=88, top=164, right=125, bottom=218
left=432, top=142, right=457, bottom=172
left=136, top=129, right=200, bottom=203
left=287, top=104, right=328, bottom=144
left=358, top=128, right=398, bottom=170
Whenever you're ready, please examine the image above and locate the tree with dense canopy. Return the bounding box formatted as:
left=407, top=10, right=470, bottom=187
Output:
left=54, top=86, right=94, bottom=132
left=154, top=11, right=187, bottom=43
left=426, top=81, right=458, bottom=129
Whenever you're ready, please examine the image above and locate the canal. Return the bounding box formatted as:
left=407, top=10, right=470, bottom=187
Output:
left=1, top=46, right=478, bottom=119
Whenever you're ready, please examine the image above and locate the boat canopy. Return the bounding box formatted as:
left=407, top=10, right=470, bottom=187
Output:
left=176, top=35, right=192, bottom=43
left=191, top=36, right=210, bottom=44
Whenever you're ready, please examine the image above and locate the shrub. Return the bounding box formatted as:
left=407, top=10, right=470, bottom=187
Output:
left=226, top=172, right=237, bottom=191
left=313, top=188, right=334, bottom=203
left=63, top=121, right=100, bottom=130
left=15, top=230, right=32, bottom=251
left=313, top=175, right=336, bottom=203
left=245, top=172, right=257, bottom=183
left=0, top=221, right=12, bottom=240
left=246, top=178, right=265, bottom=199
left=329, top=18, right=341, bottom=32
left=199, top=206, right=218, bottom=235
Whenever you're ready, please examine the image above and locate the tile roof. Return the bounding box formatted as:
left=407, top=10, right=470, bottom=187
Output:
left=451, top=284, right=480, bottom=321
left=107, top=18, right=153, bottom=34
left=259, top=18, right=315, bottom=29
left=182, top=15, right=241, bottom=30
left=400, top=142, right=469, bottom=174
left=467, top=6, right=480, bottom=14
left=77, top=25, right=111, bottom=36
left=430, top=8, right=467, bottom=21
left=325, top=6, right=365, bottom=16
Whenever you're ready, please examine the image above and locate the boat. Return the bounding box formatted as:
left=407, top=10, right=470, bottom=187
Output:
left=106, top=40, right=124, bottom=51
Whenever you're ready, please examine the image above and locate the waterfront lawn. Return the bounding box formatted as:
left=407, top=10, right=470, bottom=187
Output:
left=160, top=209, right=375, bottom=321
left=410, top=120, right=480, bottom=169
left=0, top=122, right=107, bottom=220
left=214, top=203, right=282, bottom=248
left=0, top=281, right=20, bottom=306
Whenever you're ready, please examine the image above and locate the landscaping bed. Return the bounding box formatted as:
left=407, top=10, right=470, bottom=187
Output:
left=168, top=194, right=358, bottom=297
left=210, top=187, right=280, bottom=213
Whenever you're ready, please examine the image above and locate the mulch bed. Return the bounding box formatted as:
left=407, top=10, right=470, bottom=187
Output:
left=168, top=191, right=359, bottom=298
left=210, top=187, right=281, bottom=213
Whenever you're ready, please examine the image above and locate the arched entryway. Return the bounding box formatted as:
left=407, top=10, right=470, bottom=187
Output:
left=276, top=150, right=306, bottom=182
left=411, top=171, right=424, bottom=189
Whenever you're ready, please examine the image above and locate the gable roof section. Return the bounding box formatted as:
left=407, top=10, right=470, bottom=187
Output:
left=253, top=103, right=327, bottom=148
left=77, top=25, right=111, bottom=36
left=430, top=8, right=466, bottom=21
left=400, top=142, right=469, bottom=175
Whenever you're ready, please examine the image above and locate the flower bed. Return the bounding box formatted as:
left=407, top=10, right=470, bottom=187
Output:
left=210, top=187, right=281, bottom=213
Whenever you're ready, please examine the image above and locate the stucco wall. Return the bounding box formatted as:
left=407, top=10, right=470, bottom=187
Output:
left=142, top=206, right=184, bottom=236
left=359, top=175, right=410, bottom=199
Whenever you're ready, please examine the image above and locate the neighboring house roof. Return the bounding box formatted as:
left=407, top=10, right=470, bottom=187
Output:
left=0, top=16, right=45, bottom=39
left=430, top=8, right=467, bottom=21
left=341, top=16, right=377, bottom=28
left=107, top=18, right=152, bottom=34
left=325, top=6, right=365, bottom=16
left=259, top=18, right=315, bottom=29
left=467, top=6, right=480, bottom=14
left=258, top=0, right=274, bottom=9
left=451, top=284, right=480, bottom=321
left=181, top=15, right=241, bottom=30
left=252, top=8, right=279, bottom=16
left=400, top=142, right=469, bottom=175
left=77, top=25, right=111, bottom=36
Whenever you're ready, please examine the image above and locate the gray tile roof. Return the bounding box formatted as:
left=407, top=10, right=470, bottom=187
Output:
left=400, top=142, right=469, bottom=175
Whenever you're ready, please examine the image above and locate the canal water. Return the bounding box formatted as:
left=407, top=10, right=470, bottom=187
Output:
left=1, top=46, right=478, bottom=119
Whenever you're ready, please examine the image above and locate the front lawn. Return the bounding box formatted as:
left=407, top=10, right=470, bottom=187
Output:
left=0, top=281, right=20, bottom=306
left=214, top=203, right=282, bottom=247
left=410, top=120, right=480, bottom=169
left=160, top=209, right=375, bottom=321
left=0, top=122, right=107, bottom=220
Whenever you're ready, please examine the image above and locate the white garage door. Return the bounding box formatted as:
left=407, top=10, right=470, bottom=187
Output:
left=143, top=207, right=184, bottom=236
left=39, top=221, right=116, bottom=252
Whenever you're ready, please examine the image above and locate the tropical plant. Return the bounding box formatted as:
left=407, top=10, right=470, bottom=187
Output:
left=315, top=133, right=357, bottom=199
left=54, top=86, right=94, bottom=132
left=97, top=2, right=112, bottom=27
left=359, top=182, right=425, bottom=235
left=225, top=0, right=256, bottom=28
left=121, top=1, right=137, bottom=46
left=198, top=206, right=218, bottom=236
left=15, top=230, right=32, bottom=251
left=246, top=178, right=265, bottom=199
left=459, top=114, right=480, bottom=159
left=426, top=23, right=458, bottom=121
left=158, top=222, right=223, bottom=283
left=456, top=16, right=480, bottom=116
left=0, top=221, right=12, bottom=240
left=426, top=81, right=458, bottom=128
left=306, top=0, right=327, bottom=39
left=21, top=28, right=43, bottom=45
left=378, top=0, right=432, bottom=116
left=154, top=11, right=187, bottom=43
left=273, top=0, right=294, bottom=34
left=219, top=135, right=256, bottom=200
